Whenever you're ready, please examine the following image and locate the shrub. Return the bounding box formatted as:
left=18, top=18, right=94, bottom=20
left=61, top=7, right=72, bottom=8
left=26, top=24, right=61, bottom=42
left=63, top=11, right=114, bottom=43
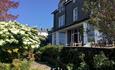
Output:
left=93, top=52, right=115, bottom=70
left=0, top=21, right=45, bottom=62
left=0, top=63, right=10, bottom=70
left=67, top=63, right=74, bottom=70
left=77, top=62, right=89, bottom=70
left=0, top=59, right=33, bottom=70
left=39, top=44, right=63, bottom=67
left=37, top=46, right=115, bottom=70
left=20, top=59, right=32, bottom=70
left=59, top=48, right=115, bottom=70
left=39, top=44, right=63, bottom=59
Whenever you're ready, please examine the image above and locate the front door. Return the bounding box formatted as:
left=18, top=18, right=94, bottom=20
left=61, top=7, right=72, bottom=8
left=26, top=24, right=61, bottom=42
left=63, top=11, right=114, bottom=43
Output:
left=71, top=29, right=79, bottom=43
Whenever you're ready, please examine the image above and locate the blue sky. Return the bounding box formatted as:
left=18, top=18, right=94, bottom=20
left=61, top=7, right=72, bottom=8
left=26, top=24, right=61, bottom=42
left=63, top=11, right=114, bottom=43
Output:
left=11, top=0, right=59, bottom=29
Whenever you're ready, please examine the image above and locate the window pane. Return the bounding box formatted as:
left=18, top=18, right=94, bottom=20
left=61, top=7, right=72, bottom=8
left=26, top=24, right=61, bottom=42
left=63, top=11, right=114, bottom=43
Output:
left=73, top=7, right=78, bottom=21
left=59, top=15, right=65, bottom=27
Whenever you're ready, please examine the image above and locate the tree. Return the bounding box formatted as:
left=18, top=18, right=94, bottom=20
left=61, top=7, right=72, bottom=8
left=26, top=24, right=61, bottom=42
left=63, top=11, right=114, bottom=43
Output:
left=0, top=0, right=19, bottom=21
left=83, top=0, right=115, bottom=40
left=0, top=21, right=45, bottom=62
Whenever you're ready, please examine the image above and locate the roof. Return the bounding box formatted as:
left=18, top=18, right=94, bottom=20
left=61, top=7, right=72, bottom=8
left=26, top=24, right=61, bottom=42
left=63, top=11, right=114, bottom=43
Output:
left=51, top=9, right=58, bottom=14
left=51, top=0, right=72, bottom=14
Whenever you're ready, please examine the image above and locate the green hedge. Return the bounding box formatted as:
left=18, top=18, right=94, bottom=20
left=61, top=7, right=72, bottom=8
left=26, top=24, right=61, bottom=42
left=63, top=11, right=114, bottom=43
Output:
left=60, top=48, right=115, bottom=70
left=39, top=45, right=115, bottom=70
left=39, top=44, right=63, bottom=67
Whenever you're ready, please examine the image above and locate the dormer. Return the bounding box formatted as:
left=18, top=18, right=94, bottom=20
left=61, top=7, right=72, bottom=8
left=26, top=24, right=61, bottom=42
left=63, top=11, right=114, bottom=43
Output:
left=58, top=0, right=73, bottom=12
left=58, top=0, right=65, bottom=12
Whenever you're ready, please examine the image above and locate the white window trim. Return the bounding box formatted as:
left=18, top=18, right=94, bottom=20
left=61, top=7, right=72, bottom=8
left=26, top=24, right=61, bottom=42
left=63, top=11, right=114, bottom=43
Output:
left=58, top=1, right=64, bottom=13
left=59, top=15, right=65, bottom=27
left=73, top=7, right=78, bottom=21
left=73, top=0, right=76, bottom=3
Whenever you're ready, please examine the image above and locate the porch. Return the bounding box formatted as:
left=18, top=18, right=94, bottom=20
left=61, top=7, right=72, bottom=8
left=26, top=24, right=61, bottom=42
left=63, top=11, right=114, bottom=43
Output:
left=66, top=27, right=83, bottom=47
left=66, top=41, right=115, bottom=48
left=52, top=22, right=84, bottom=46
left=52, top=21, right=115, bottom=48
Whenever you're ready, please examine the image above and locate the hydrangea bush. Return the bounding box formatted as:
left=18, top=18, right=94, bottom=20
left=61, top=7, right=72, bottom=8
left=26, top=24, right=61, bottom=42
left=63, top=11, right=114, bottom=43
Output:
left=0, top=21, right=44, bottom=62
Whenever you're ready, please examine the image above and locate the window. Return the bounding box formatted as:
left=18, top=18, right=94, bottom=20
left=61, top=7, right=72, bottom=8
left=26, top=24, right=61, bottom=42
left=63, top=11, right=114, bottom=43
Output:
left=59, top=15, right=65, bottom=27
left=53, top=33, right=56, bottom=45
left=73, top=0, right=76, bottom=3
left=66, top=0, right=71, bottom=2
left=87, top=24, right=95, bottom=42
left=66, top=0, right=68, bottom=2
left=59, top=32, right=65, bottom=45
left=73, top=7, right=78, bottom=21
left=58, top=2, right=64, bottom=12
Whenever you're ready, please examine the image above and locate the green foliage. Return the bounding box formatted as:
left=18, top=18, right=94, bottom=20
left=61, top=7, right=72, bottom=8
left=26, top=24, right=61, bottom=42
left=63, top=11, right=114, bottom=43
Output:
left=83, top=0, right=115, bottom=39
left=77, top=53, right=89, bottom=70
left=67, top=63, right=74, bottom=70
left=39, top=44, right=63, bottom=62
left=0, top=21, right=44, bottom=62
left=40, top=47, right=115, bottom=70
left=39, top=44, right=63, bottom=60
left=78, top=62, right=89, bottom=70
left=0, top=59, right=33, bottom=70
left=39, top=44, right=63, bottom=67
left=93, top=52, right=115, bottom=69
left=0, top=21, right=41, bottom=49
left=20, top=59, right=31, bottom=70
left=0, top=63, right=10, bottom=70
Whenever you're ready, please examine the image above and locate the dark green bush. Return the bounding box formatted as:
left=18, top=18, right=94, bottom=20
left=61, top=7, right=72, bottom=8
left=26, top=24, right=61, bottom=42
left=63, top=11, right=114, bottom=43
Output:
left=38, top=45, right=115, bottom=70
left=39, top=44, right=63, bottom=67
left=39, top=44, right=63, bottom=59
left=93, top=52, right=115, bottom=70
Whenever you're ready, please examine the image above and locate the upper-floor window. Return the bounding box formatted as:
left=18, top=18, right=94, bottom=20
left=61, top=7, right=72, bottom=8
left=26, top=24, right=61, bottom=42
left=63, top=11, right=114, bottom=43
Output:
left=65, top=0, right=68, bottom=2
left=59, top=15, right=65, bottom=27
left=73, top=0, right=76, bottom=3
left=73, top=7, right=78, bottom=21
left=58, top=1, right=64, bottom=12
left=66, top=0, right=71, bottom=2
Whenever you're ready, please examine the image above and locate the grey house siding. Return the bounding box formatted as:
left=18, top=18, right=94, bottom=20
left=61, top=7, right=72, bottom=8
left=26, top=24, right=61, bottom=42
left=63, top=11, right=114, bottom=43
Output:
left=53, top=11, right=65, bottom=30
left=53, top=0, right=88, bottom=30
left=77, top=0, right=86, bottom=20
left=65, top=0, right=86, bottom=25
left=53, top=13, right=59, bottom=30
left=65, top=2, right=73, bottom=25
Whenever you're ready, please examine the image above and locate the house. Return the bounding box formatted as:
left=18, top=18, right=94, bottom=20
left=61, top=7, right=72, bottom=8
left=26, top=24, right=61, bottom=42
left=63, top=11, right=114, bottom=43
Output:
left=38, top=28, right=48, bottom=37
left=51, top=0, right=102, bottom=47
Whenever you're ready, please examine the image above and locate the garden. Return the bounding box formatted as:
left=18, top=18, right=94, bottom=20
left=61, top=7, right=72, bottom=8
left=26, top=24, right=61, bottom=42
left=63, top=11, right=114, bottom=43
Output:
left=0, top=21, right=115, bottom=70
left=38, top=44, right=115, bottom=70
left=0, top=0, right=115, bottom=70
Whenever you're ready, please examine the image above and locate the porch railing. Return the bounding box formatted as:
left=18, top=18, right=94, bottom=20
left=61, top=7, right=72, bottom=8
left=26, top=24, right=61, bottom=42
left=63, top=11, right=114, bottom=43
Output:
left=66, top=41, right=115, bottom=48
left=66, top=42, right=82, bottom=47
left=91, top=41, right=115, bottom=48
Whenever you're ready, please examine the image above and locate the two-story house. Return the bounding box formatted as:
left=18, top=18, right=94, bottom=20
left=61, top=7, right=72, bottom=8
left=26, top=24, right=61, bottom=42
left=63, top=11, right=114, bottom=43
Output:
left=51, top=0, right=101, bottom=47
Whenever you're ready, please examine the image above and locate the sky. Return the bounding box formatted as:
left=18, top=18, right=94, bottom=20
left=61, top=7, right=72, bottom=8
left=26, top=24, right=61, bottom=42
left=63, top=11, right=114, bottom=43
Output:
left=11, top=0, right=59, bottom=29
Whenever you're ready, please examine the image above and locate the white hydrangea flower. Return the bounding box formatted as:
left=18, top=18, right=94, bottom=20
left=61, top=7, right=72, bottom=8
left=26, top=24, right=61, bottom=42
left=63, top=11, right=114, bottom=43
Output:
left=20, top=31, right=25, bottom=34
left=0, top=21, right=45, bottom=49
left=0, top=40, right=5, bottom=46
left=0, top=31, right=3, bottom=34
